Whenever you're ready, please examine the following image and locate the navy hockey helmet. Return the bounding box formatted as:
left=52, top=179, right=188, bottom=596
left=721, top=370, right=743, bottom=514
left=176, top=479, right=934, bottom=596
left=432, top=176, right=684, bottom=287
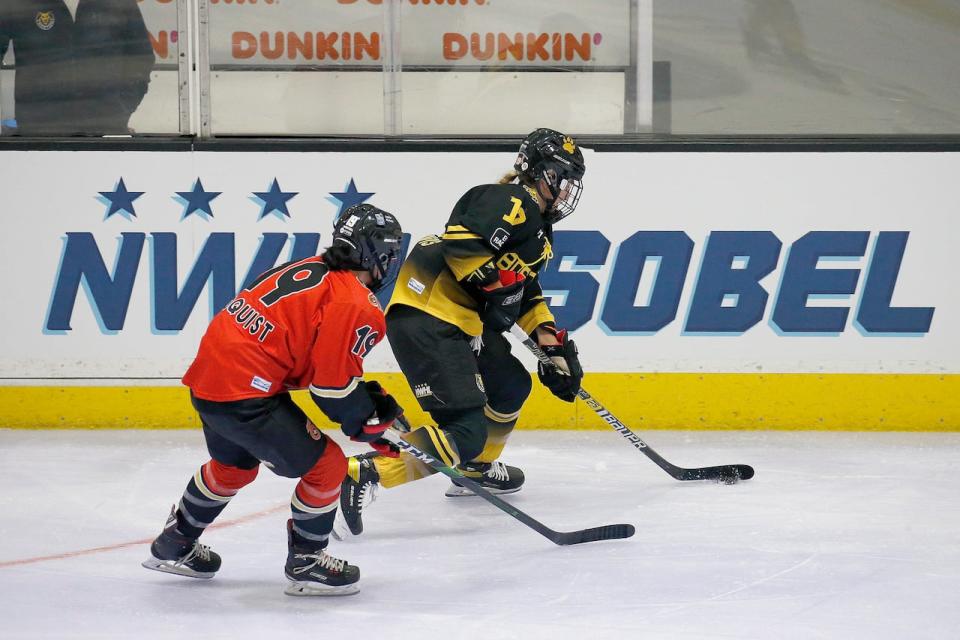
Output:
left=332, top=204, right=404, bottom=292
left=513, top=127, right=586, bottom=224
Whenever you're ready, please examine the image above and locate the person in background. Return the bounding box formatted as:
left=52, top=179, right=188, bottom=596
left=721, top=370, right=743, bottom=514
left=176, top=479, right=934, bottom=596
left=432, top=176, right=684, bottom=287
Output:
left=142, top=205, right=405, bottom=597
left=335, top=128, right=586, bottom=539
left=0, top=0, right=153, bottom=135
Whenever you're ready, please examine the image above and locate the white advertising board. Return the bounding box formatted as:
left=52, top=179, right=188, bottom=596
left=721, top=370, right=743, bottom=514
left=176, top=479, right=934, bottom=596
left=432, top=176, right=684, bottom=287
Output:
left=0, top=149, right=954, bottom=381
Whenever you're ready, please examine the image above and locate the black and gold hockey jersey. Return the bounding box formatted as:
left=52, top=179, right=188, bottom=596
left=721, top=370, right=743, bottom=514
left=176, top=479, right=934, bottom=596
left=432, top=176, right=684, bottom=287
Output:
left=387, top=182, right=556, bottom=336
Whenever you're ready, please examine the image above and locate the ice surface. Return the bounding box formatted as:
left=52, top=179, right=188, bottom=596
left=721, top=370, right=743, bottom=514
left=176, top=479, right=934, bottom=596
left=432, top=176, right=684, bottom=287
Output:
left=1, top=429, right=958, bottom=640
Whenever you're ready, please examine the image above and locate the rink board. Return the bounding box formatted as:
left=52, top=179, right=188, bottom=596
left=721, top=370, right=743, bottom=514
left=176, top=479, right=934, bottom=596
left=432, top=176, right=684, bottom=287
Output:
left=2, top=373, right=957, bottom=430
left=0, top=150, right=957, bottom=430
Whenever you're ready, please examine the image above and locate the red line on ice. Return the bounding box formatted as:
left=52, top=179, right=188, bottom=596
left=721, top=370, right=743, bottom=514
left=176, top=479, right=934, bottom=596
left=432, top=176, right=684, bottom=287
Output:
left=0, top=503, right=287, bottom=569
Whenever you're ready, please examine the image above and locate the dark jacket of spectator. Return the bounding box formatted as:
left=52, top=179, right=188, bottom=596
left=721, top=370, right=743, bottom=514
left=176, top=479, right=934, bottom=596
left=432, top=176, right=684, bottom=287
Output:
left=1, top=0, right=155, bottom=135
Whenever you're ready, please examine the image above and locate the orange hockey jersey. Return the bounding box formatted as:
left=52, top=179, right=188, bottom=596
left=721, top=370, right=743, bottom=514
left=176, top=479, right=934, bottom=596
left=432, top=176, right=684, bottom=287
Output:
left=183, top=257, right=385, bottom=423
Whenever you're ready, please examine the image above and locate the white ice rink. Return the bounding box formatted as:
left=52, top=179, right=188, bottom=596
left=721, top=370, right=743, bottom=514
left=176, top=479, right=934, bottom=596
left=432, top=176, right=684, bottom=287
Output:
left=1, top=429, right=958, bottom=640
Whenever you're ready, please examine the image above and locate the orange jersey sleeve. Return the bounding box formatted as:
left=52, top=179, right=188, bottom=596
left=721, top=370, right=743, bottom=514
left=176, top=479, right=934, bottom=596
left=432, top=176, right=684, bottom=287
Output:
left=307, top=297, right=386, bottom=399
left=307, top=289, right=386, bottom=430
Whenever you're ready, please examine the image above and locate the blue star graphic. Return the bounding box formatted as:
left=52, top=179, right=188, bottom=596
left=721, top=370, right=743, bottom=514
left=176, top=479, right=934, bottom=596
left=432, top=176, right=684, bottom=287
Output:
left=328, top=178, right=374, bottom=219
left=175, top=178, right=222, bottom=220
left=97, top=178, right=144, bottom=220
left=253, top=178, right=298, bottom=220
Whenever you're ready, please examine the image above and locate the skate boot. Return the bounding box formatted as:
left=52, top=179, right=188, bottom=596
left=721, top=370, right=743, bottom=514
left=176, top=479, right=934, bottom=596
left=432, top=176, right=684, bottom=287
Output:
left=445, top=460, right=525, bottom=497
left=141, top=505, right=221, bottom=579
left=284, top=520, right=360, bottom=596
left=332, top=453, right=380, bottom=539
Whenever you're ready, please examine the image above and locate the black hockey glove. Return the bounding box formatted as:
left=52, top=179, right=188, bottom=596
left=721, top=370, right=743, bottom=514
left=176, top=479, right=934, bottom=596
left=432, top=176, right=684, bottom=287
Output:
left=536, top=330, right=584, bottom=402
left=478, top=270, right=526, bottom=332
left=344, top=381, right=401, bottom=457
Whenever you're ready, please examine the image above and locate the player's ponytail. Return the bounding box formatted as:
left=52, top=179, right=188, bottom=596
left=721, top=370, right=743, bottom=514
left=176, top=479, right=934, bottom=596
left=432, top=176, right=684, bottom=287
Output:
left=321, top=244, right=357, bottom=271
left=498, top=170, right=519, bottom=185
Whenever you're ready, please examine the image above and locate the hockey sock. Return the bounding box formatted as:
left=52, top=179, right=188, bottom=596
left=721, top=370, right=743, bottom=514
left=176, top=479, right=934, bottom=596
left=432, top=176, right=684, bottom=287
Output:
left=373, top=425, right=460, bottom=488
left=174, top=460, right=258, bottom=539
left=469, top=405, right=520, bottom=464
left=290, top=440, right=347, bottom=549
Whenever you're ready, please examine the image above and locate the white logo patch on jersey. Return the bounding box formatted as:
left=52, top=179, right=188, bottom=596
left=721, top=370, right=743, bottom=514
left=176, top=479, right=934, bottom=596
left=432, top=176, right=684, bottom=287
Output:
left=407, top=277, right=426, bottom=294
left=491, top=227, right=510, bottom=250
left=414, top=383, right=433, bottom=398
left=250, top=376, right=272, bottom=392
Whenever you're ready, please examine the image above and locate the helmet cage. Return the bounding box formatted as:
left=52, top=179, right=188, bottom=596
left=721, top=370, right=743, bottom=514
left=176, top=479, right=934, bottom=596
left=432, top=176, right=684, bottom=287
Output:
left=545, top=171, right=583, bottom=224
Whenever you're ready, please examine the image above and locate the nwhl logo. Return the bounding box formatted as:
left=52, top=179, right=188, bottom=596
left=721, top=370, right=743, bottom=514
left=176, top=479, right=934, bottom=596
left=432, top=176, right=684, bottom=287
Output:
left=414, top=383, right=432, bottom=398
left=35, top=11, right=56, bottom=30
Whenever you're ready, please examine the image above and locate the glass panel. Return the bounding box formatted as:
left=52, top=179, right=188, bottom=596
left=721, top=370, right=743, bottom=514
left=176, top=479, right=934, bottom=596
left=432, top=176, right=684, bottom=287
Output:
left=0, top=0, right=178, bottom=136
left=398, top=0, right=637, bottom=136
left=208, top=0, right=385, bottom=135
left=655, top=1, right=960, bottom=134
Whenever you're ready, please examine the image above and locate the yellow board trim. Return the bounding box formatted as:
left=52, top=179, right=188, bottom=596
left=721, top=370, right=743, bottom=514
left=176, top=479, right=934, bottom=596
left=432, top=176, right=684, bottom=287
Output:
left=1, top=372, right=958, bottom=431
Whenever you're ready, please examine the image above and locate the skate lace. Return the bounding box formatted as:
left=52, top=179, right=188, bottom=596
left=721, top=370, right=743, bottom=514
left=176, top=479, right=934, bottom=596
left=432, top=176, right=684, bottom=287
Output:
left=293, top=550, right=346, bottom=575
left=486, top=461, right=509, bottom=482
left=358, top=478, right=379, bottom=510
left=177, top=541, right=212, bottom=566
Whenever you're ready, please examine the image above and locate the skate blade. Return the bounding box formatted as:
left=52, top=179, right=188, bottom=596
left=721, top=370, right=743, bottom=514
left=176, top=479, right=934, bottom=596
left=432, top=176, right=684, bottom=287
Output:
left=444, top=483, right=522, bottom=498
left=284, top=580, right=360, bottom=597
left=141, top=557, right=216, bottom=579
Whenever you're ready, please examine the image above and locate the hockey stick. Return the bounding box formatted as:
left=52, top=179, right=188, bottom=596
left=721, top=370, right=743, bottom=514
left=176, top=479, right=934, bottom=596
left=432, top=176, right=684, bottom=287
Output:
left=509, top=325, right=755, bottom=484
left=381, top=416, right=634, bottom=546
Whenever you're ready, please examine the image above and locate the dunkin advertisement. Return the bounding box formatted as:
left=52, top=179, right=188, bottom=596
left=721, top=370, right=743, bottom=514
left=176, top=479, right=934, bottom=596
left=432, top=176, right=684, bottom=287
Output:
left=139, top=0, right=634, bottom=67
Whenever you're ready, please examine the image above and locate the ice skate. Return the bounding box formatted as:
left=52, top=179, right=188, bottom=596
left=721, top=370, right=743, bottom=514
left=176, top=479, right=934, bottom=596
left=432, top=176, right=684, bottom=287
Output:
left=445, top=460, right=525, bottom=497
left=332, top=454, right=380, bottom=539
left=141, top=505, right=221, bottom=579
left=284, top=520, right=359, bottom=596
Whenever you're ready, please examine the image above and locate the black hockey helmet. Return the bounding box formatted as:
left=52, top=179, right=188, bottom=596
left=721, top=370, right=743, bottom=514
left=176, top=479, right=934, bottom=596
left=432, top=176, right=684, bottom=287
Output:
left=332, top=204, right=404, bottom=292
left=513, top=127, right=586, bottom=224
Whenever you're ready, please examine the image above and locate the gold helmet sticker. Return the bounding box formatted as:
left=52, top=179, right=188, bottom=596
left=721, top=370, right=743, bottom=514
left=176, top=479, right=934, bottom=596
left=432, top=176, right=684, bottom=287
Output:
left=562, top=136, right=577, bottom=154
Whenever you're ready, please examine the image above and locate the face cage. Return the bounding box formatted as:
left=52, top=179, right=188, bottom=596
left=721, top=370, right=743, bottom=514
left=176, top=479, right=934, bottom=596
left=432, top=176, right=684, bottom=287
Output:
left=363, top=236, right=402, bottom=293
left=546, top=177, right=583, bottom=224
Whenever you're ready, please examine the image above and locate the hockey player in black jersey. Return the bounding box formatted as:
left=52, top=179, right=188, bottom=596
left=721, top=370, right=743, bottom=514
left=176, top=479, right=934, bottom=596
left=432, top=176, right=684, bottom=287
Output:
left=335, top=128, right=586, bottom=538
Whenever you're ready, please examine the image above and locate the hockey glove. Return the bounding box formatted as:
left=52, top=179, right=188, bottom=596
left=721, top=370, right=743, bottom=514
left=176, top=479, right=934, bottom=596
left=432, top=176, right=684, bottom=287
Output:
left=536, top=330, right=584, bottom=402
left=345, top=381, right=401, bottom=457
left=478, top=270, right=526, bottom=333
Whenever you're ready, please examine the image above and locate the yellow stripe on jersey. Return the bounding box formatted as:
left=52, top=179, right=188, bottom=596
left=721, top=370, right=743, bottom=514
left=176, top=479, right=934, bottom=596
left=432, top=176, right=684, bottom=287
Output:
left=445, top=253, right=495, bottom=282
left=443, top=225, right=483, bottom=239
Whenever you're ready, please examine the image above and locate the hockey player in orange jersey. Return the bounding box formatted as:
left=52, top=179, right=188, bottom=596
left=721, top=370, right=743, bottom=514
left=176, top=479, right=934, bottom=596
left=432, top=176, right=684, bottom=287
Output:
left=142, top=204, right=403, bottom=596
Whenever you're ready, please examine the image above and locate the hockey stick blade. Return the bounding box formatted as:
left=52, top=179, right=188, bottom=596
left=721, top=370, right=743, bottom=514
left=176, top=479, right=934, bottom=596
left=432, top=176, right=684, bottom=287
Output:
left=553, top=523, right=636, bottom=546
left=508, top=325, right=755, bottom=484
left=385, top=419, right=634, bottom=546
left=676, top=464, right=755, bottom=483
